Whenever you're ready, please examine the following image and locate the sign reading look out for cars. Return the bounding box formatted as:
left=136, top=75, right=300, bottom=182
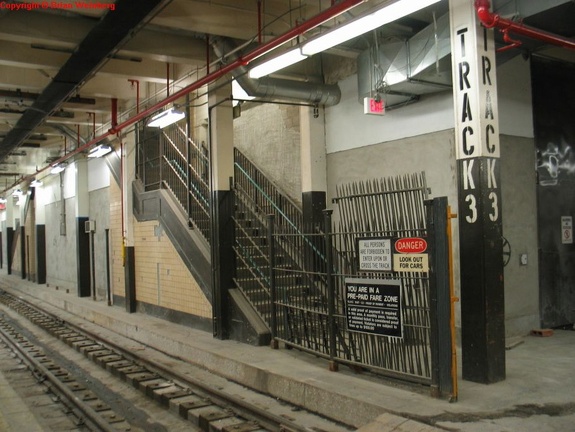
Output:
left=392, top=237, right=429, bottom=272
left=357, top=236, right=429, bottom=273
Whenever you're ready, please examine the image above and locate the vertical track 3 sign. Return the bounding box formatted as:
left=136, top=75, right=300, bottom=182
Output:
left=449, top=0, right=505, bottom=383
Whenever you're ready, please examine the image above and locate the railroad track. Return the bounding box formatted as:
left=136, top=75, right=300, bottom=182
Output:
left=0, top=289, right=346, bottom=432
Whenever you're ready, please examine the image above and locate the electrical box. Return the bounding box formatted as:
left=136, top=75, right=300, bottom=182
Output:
left=85, top=220, right=96, bottom=233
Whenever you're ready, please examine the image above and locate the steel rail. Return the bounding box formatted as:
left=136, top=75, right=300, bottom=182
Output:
left=0, top=318, right=117, bottom=432
left=0, top=290, right=336, bottom=432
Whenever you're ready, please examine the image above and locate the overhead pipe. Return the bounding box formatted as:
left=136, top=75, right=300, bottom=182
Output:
left=111, top=98, right=118, bottom=129
left=128, top=79, right=140, bottom=114
left=212, top=37, right=341, bottom=106
left=475, top=0, right=575, bottom=51
left=1, top=0, right=364, bottom=195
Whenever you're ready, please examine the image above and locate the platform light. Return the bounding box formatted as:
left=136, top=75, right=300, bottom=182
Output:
left=147, top=108, right=185, bottom=128
left=30, top=179, right=43, bottom=187
left=88, top=144, right=112, bottom=158
left=249, top=48, right=308, bottom=79
left=302, top=0, right=441, bottom=55
left=12, top=189, right=23, bottom=197
left=0, top=197, right=6, bottom=204
left=50, top=163, right=66, bottom=174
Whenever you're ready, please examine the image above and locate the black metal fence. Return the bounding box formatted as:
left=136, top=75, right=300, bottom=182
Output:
left=236, top=170, right=454, bottom=395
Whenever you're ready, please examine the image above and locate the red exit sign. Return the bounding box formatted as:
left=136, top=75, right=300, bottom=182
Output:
left=363, top=97, right=385, bottom=116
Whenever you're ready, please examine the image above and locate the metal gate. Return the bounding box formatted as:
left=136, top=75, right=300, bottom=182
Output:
left=267, top=173, right=455, bottom=397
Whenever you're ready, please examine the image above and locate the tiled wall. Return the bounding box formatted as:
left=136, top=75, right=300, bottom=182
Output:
left=109, top=180, right=211, bottom=318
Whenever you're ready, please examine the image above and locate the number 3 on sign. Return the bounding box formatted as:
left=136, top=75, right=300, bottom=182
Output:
left=465, top=194, right=477, bottom=223
left=488, top=192, right=499, bottom=222
left=465, top=193, right=499, bottom=224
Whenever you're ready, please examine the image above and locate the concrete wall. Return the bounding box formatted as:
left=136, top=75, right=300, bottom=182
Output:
left=234, top=103, right=302, bottom=203
left=45, top=197, right=78, bottom=291
left=88, top=187, right=110, bottom=299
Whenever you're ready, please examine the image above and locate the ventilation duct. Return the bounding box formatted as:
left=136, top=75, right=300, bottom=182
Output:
left=211, top=37, right=341, bottom=107
left=357, top=12, right=452, bottom=107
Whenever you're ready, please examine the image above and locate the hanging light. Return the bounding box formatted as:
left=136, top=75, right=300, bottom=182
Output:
left=248, top=48, right=308, bottom=79
left=88, top=144, right=112, bottom=158
left=30, top=179, right=43, bottom=187
left=12, top=189, right=23, bottom=197
left=147, top=108, right=185, bottom=128
left=50, top=163, right=66, bottom=174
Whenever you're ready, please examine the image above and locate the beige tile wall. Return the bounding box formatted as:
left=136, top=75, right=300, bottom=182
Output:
left=109, top=180, right=211, bottom=318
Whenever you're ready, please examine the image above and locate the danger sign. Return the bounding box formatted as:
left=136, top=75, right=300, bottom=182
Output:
left=395, top=237, right=427, bottom=254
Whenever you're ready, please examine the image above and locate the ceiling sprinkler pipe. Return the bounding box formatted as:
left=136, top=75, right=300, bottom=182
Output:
left=474, top=0, right=575, bottom=51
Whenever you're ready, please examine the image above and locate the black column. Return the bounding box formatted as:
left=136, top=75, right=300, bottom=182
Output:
left=458, top=157, right=505, bottom=383
left=211, top=189, right=235, bottom=340
left=302, top=191, right=326, bottom=232
left=35, top=225, right=46, bottom=284
left=20, top=226, right=26, bottom=279
left=76, top=217, right=91, bottom=297
left=124, top=246, right=136, bottom=313
left=6, top=227, right=13, bottom=275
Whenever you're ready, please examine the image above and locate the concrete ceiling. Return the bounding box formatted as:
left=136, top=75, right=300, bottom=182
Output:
left=0, top=0, right=573, bottom=190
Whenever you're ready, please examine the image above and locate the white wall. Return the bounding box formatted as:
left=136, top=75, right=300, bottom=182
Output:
left=88, top=157, right=111, bottom=191
left=326, top=75, right=454, bottom=154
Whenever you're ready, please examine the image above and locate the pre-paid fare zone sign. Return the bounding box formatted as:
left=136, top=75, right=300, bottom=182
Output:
left=356, top=237, right=429, bottom=273
left=345, top=278, right=402, bottom=337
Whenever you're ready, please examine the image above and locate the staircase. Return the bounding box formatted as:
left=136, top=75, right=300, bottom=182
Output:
left=135, top=121, right=327, bottom=345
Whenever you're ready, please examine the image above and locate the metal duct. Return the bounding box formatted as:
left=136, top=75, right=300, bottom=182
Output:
left=357, top=12, right=452, bottom=106
left=0, top=0, right=172, bottom=162
left=211, top=37, right=341, bottom=107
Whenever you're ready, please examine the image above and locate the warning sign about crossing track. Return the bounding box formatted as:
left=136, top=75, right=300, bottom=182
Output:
left=345, top=278, right=402, bottom=338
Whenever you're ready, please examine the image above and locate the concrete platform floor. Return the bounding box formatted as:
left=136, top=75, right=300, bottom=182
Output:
left=1, top=274, right=573, bottom=432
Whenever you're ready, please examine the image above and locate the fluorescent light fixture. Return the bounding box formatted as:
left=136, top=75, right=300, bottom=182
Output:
left=88, top=144, right=112, bottom=158
left=12, top=189, right=23, bottom=197
left=249, top=48, right=308, bottom=79
left=0, top=197, right=6, bottom=204
left=147, top=108, right=185, bottom=128
left=30, top=179, right=43, bottom=187
left=50, top=163, right=66, bottom=174
left=302, top=0, right=441, bottom=55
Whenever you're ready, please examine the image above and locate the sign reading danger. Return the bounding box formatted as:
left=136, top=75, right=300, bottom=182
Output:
left=393, top=237, right=429, bottom=273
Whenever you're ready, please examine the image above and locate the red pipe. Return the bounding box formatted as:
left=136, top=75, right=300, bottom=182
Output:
left=2, top=0, right=364, bottom=194
left=475, top=0, right=575, bottom=51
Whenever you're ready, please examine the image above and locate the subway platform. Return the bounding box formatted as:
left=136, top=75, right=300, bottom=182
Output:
left=1, top=273, right=574, bottom=432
